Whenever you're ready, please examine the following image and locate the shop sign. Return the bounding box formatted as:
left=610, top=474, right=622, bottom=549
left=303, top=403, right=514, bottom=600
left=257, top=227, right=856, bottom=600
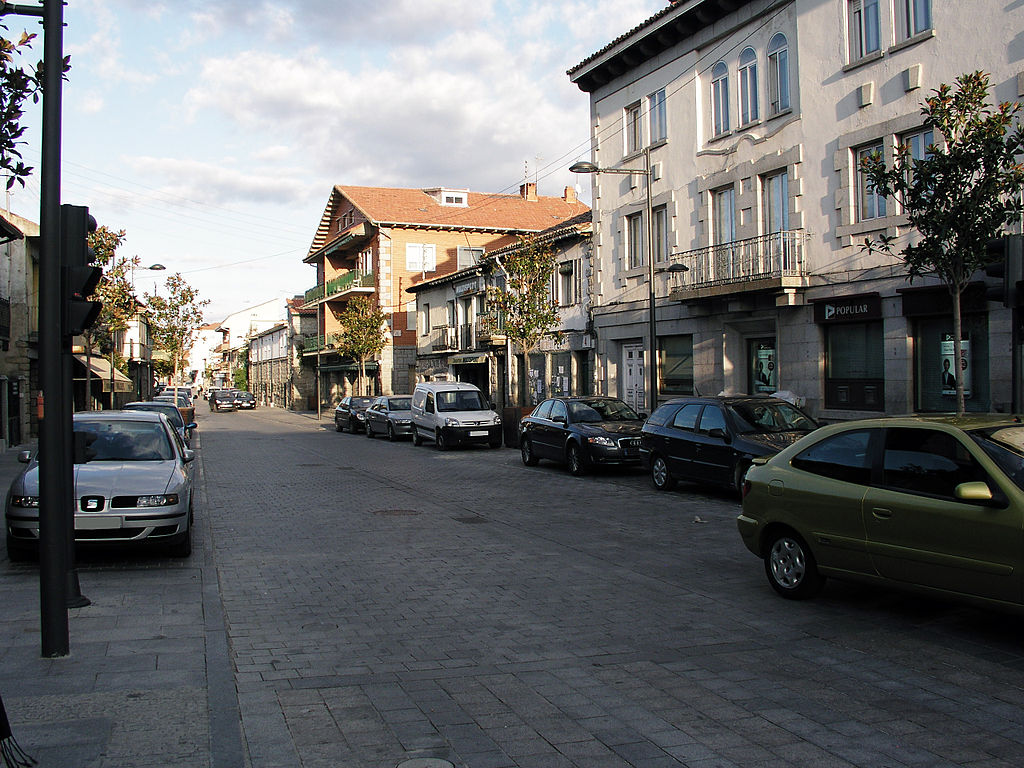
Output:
left=940, top=334, right=971, bottom=397
left=813, top=294, right=882, bottom=323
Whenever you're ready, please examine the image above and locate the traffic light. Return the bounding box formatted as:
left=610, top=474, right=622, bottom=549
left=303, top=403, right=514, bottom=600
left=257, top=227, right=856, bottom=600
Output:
left=60, top=204, right=101, bottom=336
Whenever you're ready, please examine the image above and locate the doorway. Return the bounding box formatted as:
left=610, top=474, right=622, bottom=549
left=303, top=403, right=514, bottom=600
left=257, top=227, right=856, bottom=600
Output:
left=622, top=342, right=645, bottom=412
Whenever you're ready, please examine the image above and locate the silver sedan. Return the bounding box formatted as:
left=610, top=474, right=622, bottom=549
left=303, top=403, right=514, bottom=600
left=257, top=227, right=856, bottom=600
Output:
left=364, top=395, right=414, bottom=441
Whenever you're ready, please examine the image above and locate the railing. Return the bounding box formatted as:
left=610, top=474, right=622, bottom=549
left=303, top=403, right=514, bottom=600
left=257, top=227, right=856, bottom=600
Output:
left=301, top=335, right=329, bottom=354
left=429, top=325, right=458, bottom=351
left=303, top=270, right=375, bottom=305
left=672, top=231, right=806, bottom=289
left=459, top=323, right=473, bottom=350
left=475, top=311, right=506, bottom=342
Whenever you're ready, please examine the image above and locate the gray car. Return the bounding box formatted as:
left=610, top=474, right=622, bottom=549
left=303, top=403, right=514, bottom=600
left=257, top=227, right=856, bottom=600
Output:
left=123, top=400, right=197, bottom=446
left=5, top=410, right=196, bottom=560
left=364, top=395, right=414, bottom=441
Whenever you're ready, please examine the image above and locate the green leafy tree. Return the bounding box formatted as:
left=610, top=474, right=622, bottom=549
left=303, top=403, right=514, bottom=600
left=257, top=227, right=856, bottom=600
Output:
left=87, top=225, right=137, bottom=352
left=334, top=295, right=387, bottom=396
left=486, top=234, right=562, bottom=404
left=0, top=22, right=40, bottom=188
left=145, top=273, right=209, bottom=385
left=233, top=346, right=249, bottom=391
left=861, top=71, right=1024, bottom=415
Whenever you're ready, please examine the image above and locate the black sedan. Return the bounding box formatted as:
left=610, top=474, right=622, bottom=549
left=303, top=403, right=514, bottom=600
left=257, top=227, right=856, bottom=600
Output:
left=519, top=396, right=644, bottom=476
left=209, top=390, right=236, bottom=412
left=334, top=396, right=374, bottom=433
left=233, top=391, right=256, bottom=409
left=640, top=395, right=818, bottom=493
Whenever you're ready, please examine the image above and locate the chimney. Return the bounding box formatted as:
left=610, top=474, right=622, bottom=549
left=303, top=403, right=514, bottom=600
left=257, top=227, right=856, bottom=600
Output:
left=564, top=186, right=577, bottom=204
left=520, top=182, right=538, bottom=202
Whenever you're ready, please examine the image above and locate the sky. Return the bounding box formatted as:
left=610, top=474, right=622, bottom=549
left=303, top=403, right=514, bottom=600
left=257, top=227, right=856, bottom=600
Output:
left=5, top=0, right=667, bottom=323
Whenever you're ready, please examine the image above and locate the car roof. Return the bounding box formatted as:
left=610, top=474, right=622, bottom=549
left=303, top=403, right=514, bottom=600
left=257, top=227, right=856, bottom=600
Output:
left=414, top=382, right=481, bottom=393
left=661, top=395, right=796, bottom=407
left=820, top=414, right=1023, bottom=431
left=73, top=409, right=166, bottom=423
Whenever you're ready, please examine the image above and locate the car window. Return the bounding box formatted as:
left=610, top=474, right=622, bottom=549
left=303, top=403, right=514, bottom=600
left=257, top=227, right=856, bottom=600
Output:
left=671, top=403, right=702, bottom=431
left=550, top=400, right=568, bottom=422
left=972, top=426, right=1024, bottom=492
left=731, top=401, right=817, bottom=433
left=425, top=394, right=435, bottom=414
left=698, top=406, right=727, bottom=434
left=573, top=398, right=639, bottom=422
left=882, top=428, right=992, bottom=500
left=567, top=401, right=601, bottom=422
left=388, top=397, right=411, bottom=411
left=791, top=429, right=874, bottom=485
left=351, top=397, right=373, bottom=407
left=76, top=421, right=174, bottom=462
left=437, top=390, right=485, bottom=412
left=646, top=403, right=680, bottom=427
left=531, top=400, right=553, bottom=420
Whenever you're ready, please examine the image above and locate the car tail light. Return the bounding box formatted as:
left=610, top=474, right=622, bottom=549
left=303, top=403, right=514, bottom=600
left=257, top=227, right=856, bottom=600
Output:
left=742, top=478, right=752, bottom=499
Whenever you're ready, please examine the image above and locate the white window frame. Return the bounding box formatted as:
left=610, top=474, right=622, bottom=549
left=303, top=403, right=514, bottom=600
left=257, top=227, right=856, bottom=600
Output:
left=711, top=61, right=730, bottom=136
left=762, top=170, right=790, bottom=234
left=406, top=243, right=437, bottom=273
left=624, top=101, right=643, bottom=156
left=856, top=143, right=887, bottom=221
left=713, top=186, right=736, bottom=245
left=626, top=211, right=644, bottom=270
left=457, top=246, right=483, bottom=269
left=442, top=192, right=467, bottom=206
left=767, top=34, right=790, bottom=115
left=897, top=0, right=932, bottom=40
left=648, top=89, right=667, bottom=144
left=848, top=0, right=880, bottom=61
left=558, top=262, right=576, bottom=307
left=652, top=205, right=668, bottom=263
left=738, top=48, right=758, bottom=126
left=418, top=303, right=429, bottom=336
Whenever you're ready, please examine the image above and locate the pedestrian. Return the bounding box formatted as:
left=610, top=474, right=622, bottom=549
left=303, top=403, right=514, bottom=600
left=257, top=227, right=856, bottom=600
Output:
left=0, top=692, right=35, bottom=767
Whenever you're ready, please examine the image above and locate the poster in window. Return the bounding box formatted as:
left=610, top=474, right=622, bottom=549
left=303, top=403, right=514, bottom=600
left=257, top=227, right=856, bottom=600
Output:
left=754, top=342, right=776, bottom=393
left=940, top=334, right=970, bottom=397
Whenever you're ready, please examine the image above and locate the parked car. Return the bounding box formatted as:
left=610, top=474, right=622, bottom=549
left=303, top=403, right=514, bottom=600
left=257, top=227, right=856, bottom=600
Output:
left=5, top=410, right=196, bottom=560
left=209, top=390, right=236, bottom=412
left=364, top=395, right=414, bottom=441
left=519, top=396, right=644, bottom=475
left=154, top=387, right=195, bottom=426
left=123, top=401, right=197, bottom=446
left=334, top=396, right=374, bottom=433
left=641, top=396, right=818, bottom=493
left=737, top=415, right=1024, bottom=609
left=410, top=382, right=502, bottom=449
left=232, top=391, right=256, bottom=409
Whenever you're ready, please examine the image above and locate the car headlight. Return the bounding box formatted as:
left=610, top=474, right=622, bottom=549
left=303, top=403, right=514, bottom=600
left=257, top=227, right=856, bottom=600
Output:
left=137, top=494, right=180, bottom=508
left=445, top=417, right=461, bottom=427
left=587, top=436, right=616, bottom=447
left=11, top=495, right=39, bottom=508
left=356, top=413, right=365, bottom=420
left=493, top=416, right=502, bottom=425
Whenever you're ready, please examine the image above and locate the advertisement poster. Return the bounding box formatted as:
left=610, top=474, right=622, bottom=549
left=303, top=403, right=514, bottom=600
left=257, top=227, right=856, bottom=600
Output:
left=754, top=342, right=776, bottom=393
left=940, top=334, right=971, bottom=397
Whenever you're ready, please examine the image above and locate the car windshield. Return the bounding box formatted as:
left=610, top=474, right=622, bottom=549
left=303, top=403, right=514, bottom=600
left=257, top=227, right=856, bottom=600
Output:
left=730, top=401, right=817, bottom=434
left=125, top=404, right=184, bottom=429
left=437, top=390, right=486, bottom=412
left=971, top=425, right=1024, bottom=491
left=75, top=421, right=174, bottom=462
left=568, top=398, right=639, bottom=423
left=350, top=397, right=374, bottom=408
left=387, top=397, right=412, bottom=410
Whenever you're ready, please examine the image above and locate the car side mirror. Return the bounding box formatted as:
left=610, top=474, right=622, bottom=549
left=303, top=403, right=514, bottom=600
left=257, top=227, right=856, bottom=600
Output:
left=637, top=413, right=647, bottom=420
left=552, top=414, right=566, bottom=424
left=17, top=450, right=31, bottom=464
left=955, top=481, right=993, bottom=502
left=186, top=422, right=198, bottom=431
left=708, top=427, right=728, bottom=440
left=182, top=449, right=196, bottom=464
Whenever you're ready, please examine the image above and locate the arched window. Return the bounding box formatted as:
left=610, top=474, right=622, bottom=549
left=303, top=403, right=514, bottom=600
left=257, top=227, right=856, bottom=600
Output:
left=767, top=34, right=790, bottom=115
left=738, top=48, right=758, bottom=125
left=711, top=61, right=730, bottom=136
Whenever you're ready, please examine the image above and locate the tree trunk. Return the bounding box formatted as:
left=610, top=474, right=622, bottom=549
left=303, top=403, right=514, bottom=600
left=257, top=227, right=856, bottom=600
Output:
left=358, top=357, right=366, bottom=396
left=952, top=286, right=965, bottom=417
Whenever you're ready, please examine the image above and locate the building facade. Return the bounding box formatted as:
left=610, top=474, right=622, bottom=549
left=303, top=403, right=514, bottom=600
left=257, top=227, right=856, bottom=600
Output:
left=249, top=297, right=317, bottom=409
left=569, top=0, right=1023, bottom=419
left=0, top=211, right=39, bottom=448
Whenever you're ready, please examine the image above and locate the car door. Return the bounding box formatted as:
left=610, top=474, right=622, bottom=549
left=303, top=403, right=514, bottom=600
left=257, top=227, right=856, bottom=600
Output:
left=863, top=426, right=1022, bottom=603
left=663, top=403, right=703, bottom=480
left=523, top=400, right=554, bottom=458
left=366, top=399, right=382, bottom=431
left=546, top=400, right=571, bottom=460
left=690, top=404, right=733, bottom=486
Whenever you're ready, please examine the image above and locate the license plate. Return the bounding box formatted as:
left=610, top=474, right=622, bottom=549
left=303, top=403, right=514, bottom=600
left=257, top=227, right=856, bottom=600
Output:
left=469, top=430, right=488, bottom=437
left=76, top=515, right=121, bottom=530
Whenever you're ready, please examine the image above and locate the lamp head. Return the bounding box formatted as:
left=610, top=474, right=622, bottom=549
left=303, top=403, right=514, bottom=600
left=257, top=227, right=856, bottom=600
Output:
left=569, top=161, right=600, bottom=174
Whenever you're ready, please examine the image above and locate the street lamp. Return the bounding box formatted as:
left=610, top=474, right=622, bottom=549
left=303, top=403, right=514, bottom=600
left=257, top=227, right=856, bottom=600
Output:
left=571, top=148, right=686, bottom=414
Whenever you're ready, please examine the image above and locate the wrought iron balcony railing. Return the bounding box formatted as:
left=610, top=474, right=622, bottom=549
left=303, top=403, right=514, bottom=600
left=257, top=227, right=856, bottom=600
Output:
left=669, top=231, right=807, bottom=293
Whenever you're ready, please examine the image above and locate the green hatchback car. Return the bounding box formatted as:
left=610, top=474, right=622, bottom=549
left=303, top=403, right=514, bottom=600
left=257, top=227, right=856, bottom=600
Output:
left=737, top=415, right=1024, bottom=610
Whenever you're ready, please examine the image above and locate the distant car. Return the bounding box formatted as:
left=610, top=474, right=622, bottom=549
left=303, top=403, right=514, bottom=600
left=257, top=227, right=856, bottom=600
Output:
left=738, top=415, right=1024, bottom=607
left=519, top=396, right=645, bottom=476
left=232, top=391, right=256, bottom=409
left=209, top=390, right=236, bottom=412
left=364, top=395, right=414, bottom=441
left=5, top=410, right=196, bottom=560
left=334, top=396, right=374, bottom=433
left=154, top=387, right=195, bottom=426
left=123, top=401, right=197, bottom=446
left=641, top=396, right=819, bottom=493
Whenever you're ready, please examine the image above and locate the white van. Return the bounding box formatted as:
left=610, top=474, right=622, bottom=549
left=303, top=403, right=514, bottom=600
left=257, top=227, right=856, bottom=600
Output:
left=411, top=381, right=502, bottom=450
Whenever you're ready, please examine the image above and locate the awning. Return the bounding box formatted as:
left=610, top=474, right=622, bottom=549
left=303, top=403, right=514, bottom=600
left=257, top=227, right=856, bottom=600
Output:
left=450, top=353, right=488, bottom=365
left=73, top=354, right=134, bottom=393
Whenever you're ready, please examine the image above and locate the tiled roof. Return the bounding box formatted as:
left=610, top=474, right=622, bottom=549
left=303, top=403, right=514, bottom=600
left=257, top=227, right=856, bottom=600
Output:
left=307, top=185, right=589, bottom=260
left=567, top=1, right=678, bottom=75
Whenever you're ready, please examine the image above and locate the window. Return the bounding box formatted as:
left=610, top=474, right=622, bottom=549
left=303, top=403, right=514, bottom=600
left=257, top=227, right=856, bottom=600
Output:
left=531, top=400, right=553, bottom=420
left=625, top=101, right=643, bottom=155
left=442, top=192, right=467, bottom=206
left=762, top=171, right=789, bottom=234
left=711, top=61, right=730, bottom=136
left=882, top=428, right=990, bottom=500
left=648, top=88, right=667, bottom=143
left=713, top=186, right=736, bottom=245
left=825, top=321, right=884, bottom=410
left=549, top=399, right=568, bottom=422
left=900, top=127, right=934, bottom=188
left=767, top=34, right=790, bottom=115
left=856, top=143, right=887, bottom=220
left=418, top=303, right=429, bottom=336
left=652, top=205, right=668, bottom=263
left=658, top=335, right=694, bottom=396
left=897, top=0, right=931, bottom=40
left=558, top=261, right=576, bottom=307
left=738, top=48, right=758, bottom=125
left=791, top=429, right=874, bottom=485
left=626, top=211, right=644, bottom=269
left=671, top=402, right=702, bottom=430
left=848, top=0, right=880, bottom=61
left=698, top=406, right=727, bottom=435
left=406, top=243, right=437, bottom=272
left=457, top=246, right=483, bottom=269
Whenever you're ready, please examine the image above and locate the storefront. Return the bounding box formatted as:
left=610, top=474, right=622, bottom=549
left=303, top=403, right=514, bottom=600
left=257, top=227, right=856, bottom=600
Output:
left=813, top=294, right=884, bottom=411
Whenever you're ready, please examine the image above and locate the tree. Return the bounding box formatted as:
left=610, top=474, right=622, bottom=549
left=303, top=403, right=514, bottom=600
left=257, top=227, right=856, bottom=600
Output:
left=334, top=295, right=387, bottom=396
left=87, top=225, right=137, bottom=350
left=485, top=234, right=562, bottom=404
left=145, top=274, right=209, bottom=386
left=0, top=22, right=40, bottom=188
left=861, top=71, right=1024, bottom=415
left=233, top=346, right=249, bottom=391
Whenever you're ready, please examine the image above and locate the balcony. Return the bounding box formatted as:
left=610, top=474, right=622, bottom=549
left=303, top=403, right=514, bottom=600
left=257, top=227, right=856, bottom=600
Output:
left=667, top=231, right=808, bottom=302
left=474, top=311, right=506, bottom=344
left=302, top=269, right=375, bottom=307
left=300, top=335, right=330, bottom=355
left=429, top=325, right=458, bottom=351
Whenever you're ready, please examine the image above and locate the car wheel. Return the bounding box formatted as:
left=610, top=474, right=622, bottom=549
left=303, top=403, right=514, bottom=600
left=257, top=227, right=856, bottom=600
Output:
left=521, top=438, right=539, bottom=466
left=387, top=423, right=396, bottom=442
left=764, top=530, right=824, bottom=600
left=435, top=429, right=448, bottom=451
left=365, top=422, right=374, bottom=438
left=168, top=526, right=193, bottom=558
left=334, top=419, right=343, bottom=433
left=6, top=535, right=33, bottom=563
left=567, top=442, right=588, bottom=476
left=413, top=429, right=423, bottom=446
left=650, top=454, right=675, bottom=491
left=349, top=417, right=358, bottom=433
left=733, top=461, right=750, bottom=495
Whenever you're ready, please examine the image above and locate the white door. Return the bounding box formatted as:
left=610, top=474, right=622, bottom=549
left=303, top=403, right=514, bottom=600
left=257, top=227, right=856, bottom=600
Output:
left=622, top=343, right=645, bottom=413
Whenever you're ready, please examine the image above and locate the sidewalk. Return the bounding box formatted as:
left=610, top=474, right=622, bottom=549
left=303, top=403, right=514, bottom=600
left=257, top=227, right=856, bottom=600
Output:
left=0, top=441, right=241, bottom=768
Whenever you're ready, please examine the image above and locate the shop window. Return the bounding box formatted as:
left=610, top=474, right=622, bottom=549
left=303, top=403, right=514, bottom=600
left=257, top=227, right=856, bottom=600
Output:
left=550, top=352, right=571, bottom=397
left=825, top=321, right=884, bottom=410
left=658, top=335, right=694, bottom=396
left=914, top=314, right=990, bottom=413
